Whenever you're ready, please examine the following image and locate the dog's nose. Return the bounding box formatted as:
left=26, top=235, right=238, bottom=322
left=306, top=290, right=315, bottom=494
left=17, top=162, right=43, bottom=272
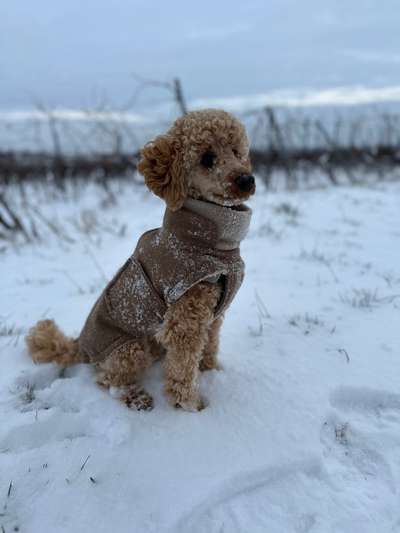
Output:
left=234, top=174, right=255, bottom=192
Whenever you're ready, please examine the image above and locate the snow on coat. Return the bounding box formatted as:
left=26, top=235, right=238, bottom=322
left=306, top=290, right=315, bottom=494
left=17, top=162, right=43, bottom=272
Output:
left=79, top=200, right=252, bottom=363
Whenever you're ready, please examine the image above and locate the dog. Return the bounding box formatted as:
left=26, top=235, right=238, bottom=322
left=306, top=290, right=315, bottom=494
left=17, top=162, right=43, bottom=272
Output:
left=26, top=109, right=255, bottom=412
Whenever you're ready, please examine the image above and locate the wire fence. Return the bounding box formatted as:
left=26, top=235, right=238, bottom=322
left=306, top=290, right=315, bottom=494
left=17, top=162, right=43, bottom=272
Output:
left=1, top=104, right=400, bottom=189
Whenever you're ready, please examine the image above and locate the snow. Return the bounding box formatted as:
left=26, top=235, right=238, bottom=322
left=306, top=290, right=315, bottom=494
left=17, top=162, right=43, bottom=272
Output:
left=1, top=180, right=400, bottom=532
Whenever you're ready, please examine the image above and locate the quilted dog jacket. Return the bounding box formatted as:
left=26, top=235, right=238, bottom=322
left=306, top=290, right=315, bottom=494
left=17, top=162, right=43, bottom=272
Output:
left=79, top=199, right=252, bottom=363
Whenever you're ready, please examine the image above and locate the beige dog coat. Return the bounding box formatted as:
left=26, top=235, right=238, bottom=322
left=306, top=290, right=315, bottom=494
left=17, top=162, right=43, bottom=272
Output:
left=79, top=199, right=252, bottom=363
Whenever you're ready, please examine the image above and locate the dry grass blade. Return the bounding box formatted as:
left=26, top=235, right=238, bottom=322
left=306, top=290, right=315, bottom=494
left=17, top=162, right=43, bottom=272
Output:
left=30, top=205, right=75, bottom=244
left=80, top=455, right=91, bottom=471
left=0, top=193, right=31, bottom=242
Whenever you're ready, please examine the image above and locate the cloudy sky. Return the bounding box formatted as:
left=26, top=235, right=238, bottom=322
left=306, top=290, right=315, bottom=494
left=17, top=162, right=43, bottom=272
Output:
left=1, top=0, right=400, bottom=110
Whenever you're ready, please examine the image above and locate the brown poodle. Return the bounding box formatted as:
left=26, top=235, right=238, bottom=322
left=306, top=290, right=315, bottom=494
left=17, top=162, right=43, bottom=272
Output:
left=26, top=109, right=255, bottom=412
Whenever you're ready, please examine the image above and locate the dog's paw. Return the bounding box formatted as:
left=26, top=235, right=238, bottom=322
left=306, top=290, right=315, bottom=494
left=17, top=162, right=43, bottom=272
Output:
left=165, top=379, right=207, bottom=412
left=175, top=397, right=206, bottom=412
left=95, top=370, right=112, bottom=389
left=120, top=385, right=154, bottom=411
left=199, top=359, right=222, bottom=372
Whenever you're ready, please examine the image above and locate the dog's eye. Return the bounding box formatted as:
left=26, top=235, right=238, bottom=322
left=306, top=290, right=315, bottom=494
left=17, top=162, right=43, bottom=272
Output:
left=200, top=150, right=216, bottom=169
left=232, top=148, right=239, bottom=157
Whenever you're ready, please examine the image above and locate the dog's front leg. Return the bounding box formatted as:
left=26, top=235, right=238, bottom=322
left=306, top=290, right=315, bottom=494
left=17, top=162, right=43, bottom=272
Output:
left=157, top=282, right=221, bottom=411
left=199, top=316, right=223, bottom=371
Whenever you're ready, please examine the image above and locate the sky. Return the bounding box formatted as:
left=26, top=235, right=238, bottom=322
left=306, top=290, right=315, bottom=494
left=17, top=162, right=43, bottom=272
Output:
left=1, top=0, right=400, bottom=110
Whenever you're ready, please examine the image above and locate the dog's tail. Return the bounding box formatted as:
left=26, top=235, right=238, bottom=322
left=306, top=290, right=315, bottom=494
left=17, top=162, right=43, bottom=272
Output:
left=25, top=319, right=81, bottom=367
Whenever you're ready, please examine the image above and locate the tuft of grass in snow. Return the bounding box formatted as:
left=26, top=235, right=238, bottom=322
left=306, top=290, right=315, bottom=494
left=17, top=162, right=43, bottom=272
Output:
left=18, top=383, right=36, bottom=405
left=257, top=221, right=283, bottom=240
left=340, top=288, right=400, bottom=309
left=249, top=291, right=271, bottom=337
left=298, top=247, right=330, bottom=264
left=335, top=423, right=350, bottom=446
left=288, top=313, right=325, bottom=334
left=379, top=272, right=400, bottom=289
left=273, top=201, right=301, bottom=225
left=0, top=183, right=128, bottom=249
left=60, top=271, right=105, bottom=296
left=298, top=247, right=339, bottom=283
left=273, top=201, right=301, bottom=218
left=68, top=209, right=127, bottom=242
left=0, top=323, right=24, bottom=337
left=0, top=322, right=24, bottom=349
left=17, top=277, right=53, bottom=287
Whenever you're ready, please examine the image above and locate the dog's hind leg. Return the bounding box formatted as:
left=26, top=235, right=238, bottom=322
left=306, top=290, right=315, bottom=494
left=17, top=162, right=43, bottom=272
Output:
left=96, top=339, right=154, bottom=410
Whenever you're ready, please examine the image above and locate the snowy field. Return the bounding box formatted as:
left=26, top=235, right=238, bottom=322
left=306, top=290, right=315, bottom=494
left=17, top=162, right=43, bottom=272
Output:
left=1, top=180, right=400, bottom=532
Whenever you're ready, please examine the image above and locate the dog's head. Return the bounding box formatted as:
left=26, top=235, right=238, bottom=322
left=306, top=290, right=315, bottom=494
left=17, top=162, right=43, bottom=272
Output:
left=138, top=109, right=255, bottom=211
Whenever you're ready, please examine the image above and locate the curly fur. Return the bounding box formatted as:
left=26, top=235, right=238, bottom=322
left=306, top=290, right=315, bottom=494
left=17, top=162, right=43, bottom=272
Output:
left=26, top=109, right=252, bottom=411
left=26, top=319, right=80, bottom=367
left=157, top=282, right=222, bottom=411
left=199, top=316, right=223, bottom=372
left=138, top=133, right=187, bottom=211
left=138, top=109, right=250, bottom=210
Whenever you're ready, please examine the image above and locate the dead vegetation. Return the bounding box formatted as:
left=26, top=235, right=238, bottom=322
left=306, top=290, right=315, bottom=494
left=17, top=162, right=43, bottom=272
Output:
left=0, top=180, right=128, bottom=247
left=340, top=288, right=400, bottom=309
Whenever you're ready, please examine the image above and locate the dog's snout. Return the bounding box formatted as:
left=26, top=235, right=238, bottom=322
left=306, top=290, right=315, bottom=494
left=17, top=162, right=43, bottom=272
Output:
left=234, top=174, right=255, bottom=192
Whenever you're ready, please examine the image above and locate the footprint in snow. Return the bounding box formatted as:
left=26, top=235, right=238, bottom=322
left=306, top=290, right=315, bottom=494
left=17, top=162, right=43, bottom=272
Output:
left=171, top=459, right=324, bottom=533
left=320, top=385, right=400, bottom=494
left=0, top=366, right=95, bottom=452
left=12, top=364, right=92, bottom=414
left=330, top=385, right=400, bottom=417
left=0, top=409, right=89, bottom=452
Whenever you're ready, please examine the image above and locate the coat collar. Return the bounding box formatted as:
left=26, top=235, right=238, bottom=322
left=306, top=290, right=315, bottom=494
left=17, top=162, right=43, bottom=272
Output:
left=162, top=198, right=252, bottom=251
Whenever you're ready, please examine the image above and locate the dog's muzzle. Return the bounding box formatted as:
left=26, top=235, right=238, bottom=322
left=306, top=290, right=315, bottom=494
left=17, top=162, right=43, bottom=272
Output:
left=234, top=174, right=255, bottom=193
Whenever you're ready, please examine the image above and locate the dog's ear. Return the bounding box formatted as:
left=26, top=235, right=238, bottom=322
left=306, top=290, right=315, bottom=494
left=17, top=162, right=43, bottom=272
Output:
left=137, top=134, right=187, bottom=211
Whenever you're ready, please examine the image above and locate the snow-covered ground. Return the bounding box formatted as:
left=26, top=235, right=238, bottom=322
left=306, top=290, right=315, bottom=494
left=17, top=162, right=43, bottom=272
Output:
left=1, top=180, right=400, bottom=532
